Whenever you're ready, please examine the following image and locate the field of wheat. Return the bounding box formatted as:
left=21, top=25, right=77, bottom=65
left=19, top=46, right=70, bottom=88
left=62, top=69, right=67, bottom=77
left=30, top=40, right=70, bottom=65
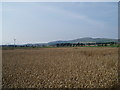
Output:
left=2, top=47, right=118, bottom=88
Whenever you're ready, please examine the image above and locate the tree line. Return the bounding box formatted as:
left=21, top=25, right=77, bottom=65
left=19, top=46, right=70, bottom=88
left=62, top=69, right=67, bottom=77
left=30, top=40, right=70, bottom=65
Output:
left=55, top=42, right=117, bottom=47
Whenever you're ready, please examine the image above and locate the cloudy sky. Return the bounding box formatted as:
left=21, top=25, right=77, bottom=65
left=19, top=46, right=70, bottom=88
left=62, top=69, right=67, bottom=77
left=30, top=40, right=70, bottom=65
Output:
left=1, top=2, right=118, bottom=45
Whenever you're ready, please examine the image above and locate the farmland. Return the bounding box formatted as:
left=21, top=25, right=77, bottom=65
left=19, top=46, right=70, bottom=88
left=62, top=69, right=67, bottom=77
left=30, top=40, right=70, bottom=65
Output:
left=2, top=47, right=119, bottom=88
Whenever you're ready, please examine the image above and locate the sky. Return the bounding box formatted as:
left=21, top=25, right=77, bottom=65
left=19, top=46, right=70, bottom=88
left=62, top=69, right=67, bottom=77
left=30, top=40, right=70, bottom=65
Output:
left=0, top=3, right=2, bottom=45
left=1, top=2, right=118, bottom=45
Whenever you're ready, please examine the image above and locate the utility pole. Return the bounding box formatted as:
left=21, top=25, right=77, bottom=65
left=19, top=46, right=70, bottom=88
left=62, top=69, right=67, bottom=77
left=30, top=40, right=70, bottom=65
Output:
left=14, top=38, right=16, bottom=48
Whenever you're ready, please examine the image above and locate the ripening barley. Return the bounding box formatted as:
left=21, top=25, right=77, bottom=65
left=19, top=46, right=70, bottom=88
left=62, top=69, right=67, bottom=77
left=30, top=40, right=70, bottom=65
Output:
left=2, top=47, right=118, bottom=88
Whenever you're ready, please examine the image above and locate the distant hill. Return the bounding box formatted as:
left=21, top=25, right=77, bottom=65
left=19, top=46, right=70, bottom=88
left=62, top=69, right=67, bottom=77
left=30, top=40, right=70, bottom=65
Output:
left=48, top=37, right=118, bottom=45
left=69, top=37, right=118, bottom=43
left=48, top=41, right=68, bottom=45
left=2, top=37, right=118, bottom=47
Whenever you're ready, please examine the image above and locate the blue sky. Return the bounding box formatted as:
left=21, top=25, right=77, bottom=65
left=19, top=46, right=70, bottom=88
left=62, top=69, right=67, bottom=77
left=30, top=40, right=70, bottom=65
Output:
left=2, top=2, right=118, bottom=45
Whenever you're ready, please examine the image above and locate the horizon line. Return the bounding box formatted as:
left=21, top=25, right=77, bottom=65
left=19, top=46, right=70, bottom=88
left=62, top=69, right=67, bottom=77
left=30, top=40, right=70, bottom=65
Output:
left=1, top=37, right=119, bottom=45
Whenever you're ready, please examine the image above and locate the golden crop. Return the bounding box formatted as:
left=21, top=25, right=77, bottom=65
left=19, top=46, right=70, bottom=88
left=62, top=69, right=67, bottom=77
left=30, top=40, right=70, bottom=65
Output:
left=2, top=47, right=119, bottom=88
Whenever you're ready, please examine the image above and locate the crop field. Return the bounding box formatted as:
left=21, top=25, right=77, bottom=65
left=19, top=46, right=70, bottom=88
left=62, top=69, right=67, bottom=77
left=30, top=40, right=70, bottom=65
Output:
left=2, top=47, right=119, bottom=88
